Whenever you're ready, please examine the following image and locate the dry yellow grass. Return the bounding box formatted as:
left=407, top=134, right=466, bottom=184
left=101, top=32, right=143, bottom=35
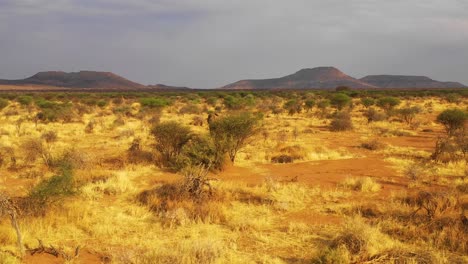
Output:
left=0, top=94, right=466, bottom=263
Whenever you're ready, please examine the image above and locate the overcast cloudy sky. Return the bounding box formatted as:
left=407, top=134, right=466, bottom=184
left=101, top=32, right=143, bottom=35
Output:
left=0, top=0, right=467, bottom=87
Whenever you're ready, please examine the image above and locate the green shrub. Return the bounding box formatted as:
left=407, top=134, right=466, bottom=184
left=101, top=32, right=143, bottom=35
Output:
left=151, top=121, right=192, bottom=167
left=223, top=95, right=255, bottom=110
left=330, top=93, right=352, bottom=110
left=97, top=100, right=107, bottom=108
left=304, top=99, right=315, bottom=112
left=283, top=99, right=302, bottom=115
left=376, top=97, right=400, bottom=114
left=28, top=163, right=76, bottom=208
left=176, top=136, right=225, bottom=171
left=361, top=98, right=375, bottom=108
left=209, top=112, right=260, bottom=163
left=17, top=95, right=33, bottom=106
left=140, top=97, right=169, bottom=108
left=436, top=109, right=467, bottom=136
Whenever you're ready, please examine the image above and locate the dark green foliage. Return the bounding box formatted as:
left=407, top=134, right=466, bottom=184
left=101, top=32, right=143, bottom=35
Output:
left=151, top=121, right=192, bottom=167
left=436, top=109, right=468, bottom=136
left=284, top=99, right=302, bottom=115
left=209, top=113, right=260, bottom=163
left=335, top=86, right=350, bottom=92
left=361, top=97, right=375, bottom=108
left=304, top=99, right=315, bottom=112
left=317, top=99, right=330, bottom=109
left=330, top=111, right=353, bottom=131
left=35, top=99, right=74, bottom=122
left=97, top=100, right=107, bottom=108
left=330, top=93, right=352, bottom=110
left=176, top=136, right=225, bottom=171
left=28, top=163, right=76, bottom=206
left=223, top=94, right=255, bottom=110
left=140, top=97, right=170, bottom=108
left=445, top=93, right=461, bottom=103
left=376, top=96, right=401, bottom=113
left=17, top=95, right=33, bottom=106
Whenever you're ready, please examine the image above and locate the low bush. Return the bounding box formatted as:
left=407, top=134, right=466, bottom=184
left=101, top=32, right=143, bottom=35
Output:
left=361, top=97, right=375, bottom=108
left=271, top=145, right=307, bottom=163
left=330, top=111, right=353, bottom=131
left=436, top=108, right=467, bottom=136
left=151, top=121, right=192, bottom=168
left=360, top=139, right=384, bottom=150
left=431, top=137, right=464, bottom=163
left=364, top=107, right=387, bottom=123
left=140, top=97, right=169, bottom=109
left=397, top=106, right=422, bottom=126
left=22, top=163, right=76, bottom=215
left=175, top=136, right=225, bottom=171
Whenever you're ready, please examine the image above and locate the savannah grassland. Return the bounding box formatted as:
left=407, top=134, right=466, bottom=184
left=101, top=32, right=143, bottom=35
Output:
left=0, top=89, right=467, bottom=264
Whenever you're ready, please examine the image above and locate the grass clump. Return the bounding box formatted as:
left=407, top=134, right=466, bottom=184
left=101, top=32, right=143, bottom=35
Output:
left=341, top=177, right=381, bottom=192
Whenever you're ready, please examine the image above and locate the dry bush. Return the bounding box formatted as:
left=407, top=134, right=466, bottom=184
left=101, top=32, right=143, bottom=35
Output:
left=395, top=191, right=468, bottom=253
left=360, top=139, right=384, bottom=150
left=137, top=165, right=226, bottom=225
left=404, top=162, right=428, bottom=181
left=404, top=191, right=460, bottom=219
left=190, top=116, right=205, bottom=126
left=84, top=121, right=95, bottom=134
left=365, top=107, right=387, bottom=123
left=41, top=131, right=58, bottom=143
left=330, top=111, right=353, bottom=131
left=99, top=156, right=126, bottom=170
left=431, top=137, right=464, bottom=163
left=314, top=217, right=399, bottom=263
left=271, top=145, right=306, bottom=163
left=178, top=104, right=201, bottom=115
left=0, top=146, right=15, bottom=168
left=126, top=138, right=154, bottom=164
left=21, top=138, right=52, bottom=166
left=113, top=115, right=126, bottom=127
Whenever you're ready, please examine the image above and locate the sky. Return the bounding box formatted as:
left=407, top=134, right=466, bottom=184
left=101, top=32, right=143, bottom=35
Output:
left=0, top=0, right=467, bottom=88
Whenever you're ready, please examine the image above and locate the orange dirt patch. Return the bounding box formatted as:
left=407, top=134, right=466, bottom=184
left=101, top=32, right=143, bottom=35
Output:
left=218, top=156, right=398, bottom=189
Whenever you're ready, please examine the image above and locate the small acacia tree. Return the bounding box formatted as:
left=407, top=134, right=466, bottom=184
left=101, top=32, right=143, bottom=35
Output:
left=397, top=106, right=421, bottom=126
left=436, top=109, right=467, bottom=136
left=151, top=121, right=192, bottom=167
left=361, top=98, right=375, bottom=108
left=376, top=96, right=401, bottom=115
left=209, top=113, right=260, bottom=163
left=330, top=93, right=351, bottom=110
left=284, top=99, right=302, bottom=115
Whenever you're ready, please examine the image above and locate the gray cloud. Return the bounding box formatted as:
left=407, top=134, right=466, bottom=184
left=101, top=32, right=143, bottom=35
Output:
left=0, top=0, right=467, bottom=87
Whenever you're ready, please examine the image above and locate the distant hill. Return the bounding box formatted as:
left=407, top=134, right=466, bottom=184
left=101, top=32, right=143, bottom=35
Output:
left=0, top=71, right=146, bottom=89
left=360, top=75, right=466, bottom=89
left=222, top=67, right=377, bottom=89
left=147, top=84, right=192, bottom=90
